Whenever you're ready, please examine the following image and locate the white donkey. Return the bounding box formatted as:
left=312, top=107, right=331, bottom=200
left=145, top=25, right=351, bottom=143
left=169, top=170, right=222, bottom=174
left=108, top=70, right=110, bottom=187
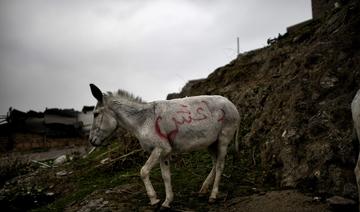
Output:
left=352, top=89, right=360, bottom=210
left=88, top=84, right=240, bottom=209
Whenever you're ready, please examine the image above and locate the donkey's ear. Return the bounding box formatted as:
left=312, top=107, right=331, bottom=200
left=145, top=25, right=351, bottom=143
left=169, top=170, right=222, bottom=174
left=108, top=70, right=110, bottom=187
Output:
left=90, top=84, right=103, bottom=103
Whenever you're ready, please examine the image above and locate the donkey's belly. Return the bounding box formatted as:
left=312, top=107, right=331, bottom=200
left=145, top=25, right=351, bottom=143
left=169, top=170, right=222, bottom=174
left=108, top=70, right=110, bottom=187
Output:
left=171, top=127, right=221, bottom=152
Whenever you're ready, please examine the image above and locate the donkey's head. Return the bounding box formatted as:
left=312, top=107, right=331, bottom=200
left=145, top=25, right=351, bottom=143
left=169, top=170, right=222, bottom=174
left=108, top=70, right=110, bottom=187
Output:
left=88, top=84, right=118, bottom=146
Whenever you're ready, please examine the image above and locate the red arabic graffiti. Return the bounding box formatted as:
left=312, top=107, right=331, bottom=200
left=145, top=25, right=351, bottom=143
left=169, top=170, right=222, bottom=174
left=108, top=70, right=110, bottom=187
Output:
left=218, top=109, right=225, bottom=122
left=155, top=102, right=225, bottom=141
left=155, top=116, right=168, bottom=140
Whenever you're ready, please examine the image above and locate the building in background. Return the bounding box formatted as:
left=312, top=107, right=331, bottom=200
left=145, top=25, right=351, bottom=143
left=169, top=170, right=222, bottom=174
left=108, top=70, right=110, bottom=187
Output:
left=0, top=107, right=94, bottom=152
left=78, top=106, right=94, bottom=135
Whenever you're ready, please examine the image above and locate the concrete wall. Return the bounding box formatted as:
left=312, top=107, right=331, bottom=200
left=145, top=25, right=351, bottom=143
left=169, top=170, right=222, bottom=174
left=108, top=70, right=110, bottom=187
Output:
left=44, top=114, right=78, bottom=125
left=286, top=19, right=314, bottom=34
left=287, top=0, right=343, bottom=34
left=312, top=0, right=339, bottom=19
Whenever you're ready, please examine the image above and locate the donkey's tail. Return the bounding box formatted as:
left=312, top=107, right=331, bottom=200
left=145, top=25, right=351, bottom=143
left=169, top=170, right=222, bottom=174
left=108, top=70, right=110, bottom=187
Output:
left=234, top=124, right=240, bottom=153
left=353, top=127, right=359, bottom=144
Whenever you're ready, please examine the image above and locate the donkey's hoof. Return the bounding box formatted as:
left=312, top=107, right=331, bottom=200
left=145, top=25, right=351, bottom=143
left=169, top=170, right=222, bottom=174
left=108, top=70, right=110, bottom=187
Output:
left=197, top=192, right=207, bottom=198
left=208, top=197, right=217, bottom=204
left=150, top=198, right=161, bottom=206
left=159, top=206, right=171, bottom=212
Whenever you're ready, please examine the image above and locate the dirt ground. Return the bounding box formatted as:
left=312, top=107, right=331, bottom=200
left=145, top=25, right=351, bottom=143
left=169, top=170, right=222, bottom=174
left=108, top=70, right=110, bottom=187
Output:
left=65, top=184, right=332, bottom=212
left=0, top=142, right=357, bottom=212
left=225, top=190, right=330, bottom=212
left=1, top=146, right=88, bottom=162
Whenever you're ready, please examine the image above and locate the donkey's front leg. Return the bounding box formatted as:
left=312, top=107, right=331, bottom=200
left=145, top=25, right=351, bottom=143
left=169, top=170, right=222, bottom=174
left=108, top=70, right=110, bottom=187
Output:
left=355, top=151, right=360, bottom=210
left=160, top=151, right=173, bottom=208
left=140, top=148, right=161, bottom=205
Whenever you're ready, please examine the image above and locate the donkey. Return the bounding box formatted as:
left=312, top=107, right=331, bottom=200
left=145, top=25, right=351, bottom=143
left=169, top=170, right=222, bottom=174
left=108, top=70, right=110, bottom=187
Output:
left=352, top=89, right=360, bottom=210
left=88, top=84, right=240, bottom=209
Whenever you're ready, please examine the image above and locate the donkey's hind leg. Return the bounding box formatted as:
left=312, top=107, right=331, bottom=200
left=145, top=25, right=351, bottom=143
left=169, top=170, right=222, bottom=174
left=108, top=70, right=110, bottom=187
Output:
left=199, top=142, right=217, bottom=195
left=209, top=128, right=235, bottom=203
left=140, top=147, right=161, bottom=205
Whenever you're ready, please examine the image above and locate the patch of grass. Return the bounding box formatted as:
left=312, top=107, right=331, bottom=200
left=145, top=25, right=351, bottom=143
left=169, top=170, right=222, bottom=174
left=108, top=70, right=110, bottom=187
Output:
left=31, top=139, right=265, bottom=211
left=38, top=169, right=139, bottom=212
left=0, top=156, right=33, bottom=186
left=145, top=149, right=263, bottom=209
left=32, top=144, right=143, bottom=212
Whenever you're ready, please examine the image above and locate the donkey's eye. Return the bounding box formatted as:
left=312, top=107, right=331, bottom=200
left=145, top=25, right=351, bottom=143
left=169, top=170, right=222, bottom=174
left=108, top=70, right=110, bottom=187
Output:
left=94, top=112, right=99, bottom=118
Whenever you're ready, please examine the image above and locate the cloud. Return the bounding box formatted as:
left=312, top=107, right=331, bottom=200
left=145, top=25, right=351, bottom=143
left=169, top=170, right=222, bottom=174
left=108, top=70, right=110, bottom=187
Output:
left=0, top=0, right=312, bottom=114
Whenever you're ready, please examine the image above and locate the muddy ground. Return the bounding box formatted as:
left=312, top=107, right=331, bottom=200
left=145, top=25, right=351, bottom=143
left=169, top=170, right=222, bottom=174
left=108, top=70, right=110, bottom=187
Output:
left=0, top=142, right=356, bottom=212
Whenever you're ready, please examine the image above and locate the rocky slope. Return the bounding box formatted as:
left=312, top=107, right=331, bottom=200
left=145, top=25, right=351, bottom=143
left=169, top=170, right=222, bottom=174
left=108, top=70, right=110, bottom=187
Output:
left=168, top=0, right=360, bottom=199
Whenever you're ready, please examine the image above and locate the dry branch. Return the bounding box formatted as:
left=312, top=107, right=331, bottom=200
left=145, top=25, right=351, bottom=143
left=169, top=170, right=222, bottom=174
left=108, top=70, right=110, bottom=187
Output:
left=110, top=149, right=143, bottom=162
left=95, top=145, right=121, bottom=160
left=96, top=149, right=143, bottom=168
left=31, top=160, right=51, bottom=168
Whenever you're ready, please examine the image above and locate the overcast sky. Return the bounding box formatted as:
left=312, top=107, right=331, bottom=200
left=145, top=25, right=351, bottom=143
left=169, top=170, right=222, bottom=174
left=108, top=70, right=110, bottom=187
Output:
left=0, top=0, right=312, bottom=115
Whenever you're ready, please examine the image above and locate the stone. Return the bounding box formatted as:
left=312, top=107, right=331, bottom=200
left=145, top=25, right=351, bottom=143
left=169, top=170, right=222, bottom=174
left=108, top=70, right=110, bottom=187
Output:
left=320, top=75, right=338, bottom=89
left=326, top=195, right=356, bottom=206
left=54, top=155, right=67, bottom=165
left=100, top=158, right=110, bottom=164
left=56, top=170, right=68, bottom=176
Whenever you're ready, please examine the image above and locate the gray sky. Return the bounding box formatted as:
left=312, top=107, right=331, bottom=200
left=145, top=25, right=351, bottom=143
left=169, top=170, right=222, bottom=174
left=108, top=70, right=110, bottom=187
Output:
left=0, top=0, right=312, bottom=115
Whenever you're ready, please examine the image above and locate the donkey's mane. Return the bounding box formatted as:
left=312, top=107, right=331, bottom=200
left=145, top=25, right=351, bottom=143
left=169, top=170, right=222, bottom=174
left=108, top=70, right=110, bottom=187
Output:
left=105, top=89, right=145, bottom=104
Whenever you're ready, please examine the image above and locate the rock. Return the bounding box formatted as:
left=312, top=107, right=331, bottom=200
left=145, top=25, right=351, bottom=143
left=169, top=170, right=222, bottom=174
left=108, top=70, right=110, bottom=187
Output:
left=334, top=2, right=341, bottom=9
left=313, top=196, right=321, bottom=202
left=100, top=158, right=110, bottom=164
left=56, top=170, right=68, bottom=176
left=282, top=128, right=297, bottom=138
left=46, top=192, right=55, bottom=196
left=54, top=155, right=67, bottom=165
left=259, top=191, right=266, bottom=196
left=320, top=75, right=338, bottom=89
left=343, top=183, right=358, bottom=199
left=326, top=195, right=356, bottom=206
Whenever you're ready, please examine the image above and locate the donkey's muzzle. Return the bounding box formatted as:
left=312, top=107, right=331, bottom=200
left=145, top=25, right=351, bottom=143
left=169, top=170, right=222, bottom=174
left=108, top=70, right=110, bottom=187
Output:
left=89, top=137, right=102, bottom=147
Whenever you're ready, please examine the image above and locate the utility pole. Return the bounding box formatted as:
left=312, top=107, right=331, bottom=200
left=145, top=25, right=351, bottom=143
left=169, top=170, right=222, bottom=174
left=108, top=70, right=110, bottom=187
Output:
left=237, top=37, right=240, bottom=56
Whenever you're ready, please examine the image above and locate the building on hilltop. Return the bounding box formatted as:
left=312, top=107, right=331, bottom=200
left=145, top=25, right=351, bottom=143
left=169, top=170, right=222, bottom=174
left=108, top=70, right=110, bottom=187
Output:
left=287, top=0, right=346, bottom=34
left=312, top=0, right=345, bottom=19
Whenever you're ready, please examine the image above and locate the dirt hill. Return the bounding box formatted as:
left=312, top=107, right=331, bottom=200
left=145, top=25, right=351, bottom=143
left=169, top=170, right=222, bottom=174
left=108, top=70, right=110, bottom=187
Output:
left=168, top=0, right=360, bottom=200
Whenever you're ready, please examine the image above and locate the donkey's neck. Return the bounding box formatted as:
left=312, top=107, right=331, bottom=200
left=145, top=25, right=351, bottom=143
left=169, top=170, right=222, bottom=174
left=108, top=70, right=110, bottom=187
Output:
left=110, top=100, right=154, bottom=134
